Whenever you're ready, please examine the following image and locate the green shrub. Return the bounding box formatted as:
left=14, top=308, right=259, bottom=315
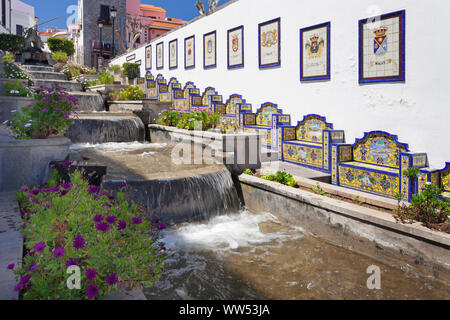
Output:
left=156, top=109, right=220, bottom=131
left=261, top=171, right=297, bottom=187
left=122, top=62, right=140, bottom=79
left=4, top=79, right=32, bottom=97
left=243, top=169, right=254, bottom=175
left=4, top=61, right=34, bottom=86
left=2, top=54, right=15, bottom=63
left=97, top=71, right=114, bottom=85
left=52, top=51, right=68, bottom=63
left=0, top=34, right=26, bottom=53
left=82, top=80, right=100, bottom=89
left=63, top=64, right=96, bottom=80
left=110, top=85, right=144, bottom=101
left=7, top=86, right=78, bottom=139
left=10, top=170, right=166, bottom=299
left=395, top=184, right=450, bottom=232
left=108, top=65, right=121, bottom=73
left=47, top=37, right=75, bottom=56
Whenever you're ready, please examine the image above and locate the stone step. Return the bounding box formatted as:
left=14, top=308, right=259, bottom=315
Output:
left=260, top=147, right=279, bottom=163
left=21, top=65, right=55, bottom=72
left=68, top=91, right=105, bottom=112
left=33, top=79, right=82, bottom=92
left=29, top=71, right=67, bottom=81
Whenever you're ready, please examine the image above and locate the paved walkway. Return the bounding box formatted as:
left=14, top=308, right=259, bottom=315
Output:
left=0, top=192, right=22, bottom=300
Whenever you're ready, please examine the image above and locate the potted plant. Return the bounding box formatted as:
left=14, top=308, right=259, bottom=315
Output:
left=121, top=62, right=140, bottom=85
left=52, top=51, right=68, bottom=72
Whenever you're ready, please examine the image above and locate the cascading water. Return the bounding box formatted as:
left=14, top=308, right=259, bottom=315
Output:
left=66, top=116, right=146, bottom=143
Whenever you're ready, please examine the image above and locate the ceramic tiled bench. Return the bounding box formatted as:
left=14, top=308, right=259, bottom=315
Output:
left=419, top=162, right=450, bottom=199
left=213, top=94, right=252, bottom=130
left=332, top=131, right=428, bottom=201
left=279, top=114, right=344, bottom=172
left=172, top=82, right=200, bottom=111
left=242, top=102, right=291, bottom=150
left=190, top=87, right=223, bottom=111
left=145, top=71, right=157, bottom=99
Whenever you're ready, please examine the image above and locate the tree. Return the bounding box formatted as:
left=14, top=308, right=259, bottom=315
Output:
left=47, top=37, right=75, bottom=56
left=126, top=14, right=146, bottom=51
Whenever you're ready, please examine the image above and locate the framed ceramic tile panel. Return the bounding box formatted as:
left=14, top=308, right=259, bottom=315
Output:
left=169, top=39, right=178, bottom=69
left=145, top=44, right=151, bottom=70
left=359, top=10, right=405, bottom=83
left=227, top=25, right=244, bottom=69
left=203, top=30, right=217, bottom=69
left=300, top=22, right=330, bottom=81
left=156, top=41, right=164, bottom=70
left=258, top=17, right=281, bottom=68
left=184, top=35, right=195, bottom=69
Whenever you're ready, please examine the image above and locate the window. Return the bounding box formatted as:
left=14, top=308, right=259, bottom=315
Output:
left=99, top=5, right=111, bottom=25
left=2, top=0, right=6, bottom=27
left=16, top=25, right=23, bottom=35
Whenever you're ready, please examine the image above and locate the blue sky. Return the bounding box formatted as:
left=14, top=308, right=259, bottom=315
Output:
left=21, top=0, right=232, bottom=31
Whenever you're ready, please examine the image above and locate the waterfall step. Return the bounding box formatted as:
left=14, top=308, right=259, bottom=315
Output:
left=32, top=79, right=82, bottom=92
left=69, top=92, right=105, bottom=112
left=260, top=147, right=279, bottom=163
left=29, top=71, right=67, bottom=81
left=21, top=65, right=55, bottom=72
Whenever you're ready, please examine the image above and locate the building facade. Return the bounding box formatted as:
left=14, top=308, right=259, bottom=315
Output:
left=126, top=0, right=184, bottom=47
left=75, top=0, right=127, bottom=68
left=11, top=0, right=34, bottom=36
left=0, top=0, right=11, bottom=34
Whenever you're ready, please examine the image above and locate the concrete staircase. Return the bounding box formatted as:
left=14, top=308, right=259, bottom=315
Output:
left=21, top=65, right=105, bottom=112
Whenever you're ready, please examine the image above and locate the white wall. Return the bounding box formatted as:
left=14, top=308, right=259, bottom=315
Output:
left=0, top=0, right=11, bottom=34
left=11, top=0, right=34, bottom=35
left=111, top=0, right=450, bottom=169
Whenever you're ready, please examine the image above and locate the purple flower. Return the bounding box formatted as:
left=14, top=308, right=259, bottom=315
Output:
left=24, top=193, right=33, bottom=198
left=117, top=220, right=126, bottom=231
left=66, top=258, right=79, bottom=267
left=106, top=273, right=118, bottom=286
left=7, top=263, right=14, bottom=270
left=62, top=161, right=73, bottom=169
left=33, top=242, right=46, bottom=253
left=87, top=185, right=100, bottom=195
left=50, top=163, right=56, bottom=168
left=20, top=186, right=28, bottom=192
left=22, top=234, right=27, bottom=239
left=14, top=274, right=31, bottom=291
left=60, top=189, right=69, bottom=196
left=157, top=222, right=166, bottom=230
left=96, top=222, right=110, bottom=233
left=106, top=216, right=117, bottom=224
left=107, top=195, right=115, bottom=200
left=86, top=284, right=99, bottom=299
left=118, top=182, right=127, bottom=188
left=28, top=262, right=38, bottom=272
left=73, top=235, right=85, bottom=250
left=31, top=189, right=40, bottom=195
left=82, top=157, right=90, bottom=161
left=93, top=214, right=104, bottom=223
left=85, top=268, right=97, bottom=280
left=131, top=217, right=142, bottom=225
left=50, top=185, right=60, bottom=192
left=53, top=247, right=65, bottom=258
left=42, top=108, right=49, bottom=113
left=61, top=183, right=72, bottom=189
left=55, top=108, right=61, bottom=113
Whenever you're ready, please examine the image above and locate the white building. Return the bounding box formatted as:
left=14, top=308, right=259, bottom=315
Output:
left=0, top=0, right=11, bottom=34
left=11, top=0, right=35, bottom=35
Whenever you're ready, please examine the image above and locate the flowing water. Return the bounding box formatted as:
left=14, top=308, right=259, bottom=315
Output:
left=145, top=211, right=450, bottom=300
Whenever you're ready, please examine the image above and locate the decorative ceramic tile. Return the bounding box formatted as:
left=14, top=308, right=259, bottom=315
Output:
left=185, top=35, right=195, bottom=69
left=169, top=39, right=178, bottom=69
left=225, top=95, right=243, bottom=115
left=352, top=132, right=408, bottom=168
left=283, top=127, right=296, bottom=141
left=296, top=115, right=332, bottom=143
left=259, top=17, right=281, bottom=68
left=228, top=25, right=244, bottom=69
left=203, top=31, right=217, bottom=69
left=300, top=22, right=330, bottom=81
left=156, top=42, right=164, bottom=70
left=145, top=45, right=151, bottom=70
left=283, top=143, right=323, bottom=168
left=359, top=10, right=405, bottom=83
left=255, top=103, right=281, bottom=127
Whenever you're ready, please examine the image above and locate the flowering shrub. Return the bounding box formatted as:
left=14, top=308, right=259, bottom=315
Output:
left=63, top=64, right=96, bottom=80
left=52, top=51, right=68, bottom=64
left=5, top=79, right=33, bottom=97
left=9, top=170, right=166, bottom=300
left=7, top=86, right=78, bottom=139
left=4, top=61, right=34, bottom=86
left=0, top=34, right=26, bottom=53
left=97, top=71, right=114, bottom=85
left=2, top=53, right=15, bottom=63
left=110, top=85, right=144, bottom=101
left=156, top=109, right=220, bottom=131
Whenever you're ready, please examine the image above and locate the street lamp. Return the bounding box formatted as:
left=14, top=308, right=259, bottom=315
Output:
left=110, top=6, right=117, bottom=58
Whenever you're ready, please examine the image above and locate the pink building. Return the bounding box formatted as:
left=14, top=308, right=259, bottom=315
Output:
left=126, top=0, right=184, bottom=47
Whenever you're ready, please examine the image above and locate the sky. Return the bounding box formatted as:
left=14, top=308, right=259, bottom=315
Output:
left=21, top=0, right=232, bottom=31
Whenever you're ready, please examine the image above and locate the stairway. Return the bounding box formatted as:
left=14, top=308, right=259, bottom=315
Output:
left=21, top=65, right=104, bottom=112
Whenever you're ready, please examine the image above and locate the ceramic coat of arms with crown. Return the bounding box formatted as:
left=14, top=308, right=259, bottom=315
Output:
left=374, top=26, right=388, bottom=56
left=262, top=29, right=278, bottom=47
left=305, top=35, right=324, bottom=58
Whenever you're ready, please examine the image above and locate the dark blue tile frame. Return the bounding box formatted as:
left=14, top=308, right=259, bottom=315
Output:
left=184, top=35, right=195, bottom=70
left=227, top=25, right=244, bottom=69
left=169, top=39, right=178, bottom=70
left=258, top=17, right=281, bottom=69
left=300, top=22, right=331, bottom=81
left=145, top=44, right=151, bottom=70
left=358, top=10, right=406, bottom=84
left=203, top=30, right=217, bottom=69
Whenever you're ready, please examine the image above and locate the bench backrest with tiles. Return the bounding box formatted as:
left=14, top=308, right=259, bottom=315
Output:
left=279, top=114, right=344, bottom=172
left=191, top=87, right=223, bottom=111
left=145, top=71, right=157, bottom=99
left=331, top=131, right=428, bottom=201
left=135, top=77, right=146, bottom=97
left=155, top=74, right=167, bottom=101
left=243, top=102, right=291, bottom=150
left=213, top=94, right=252, bottom=130
left=419, top=162, right=450, bottom=199
left=172, top=82, right=199, bottom=111
left=168, top=77, right=182, bottom=103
